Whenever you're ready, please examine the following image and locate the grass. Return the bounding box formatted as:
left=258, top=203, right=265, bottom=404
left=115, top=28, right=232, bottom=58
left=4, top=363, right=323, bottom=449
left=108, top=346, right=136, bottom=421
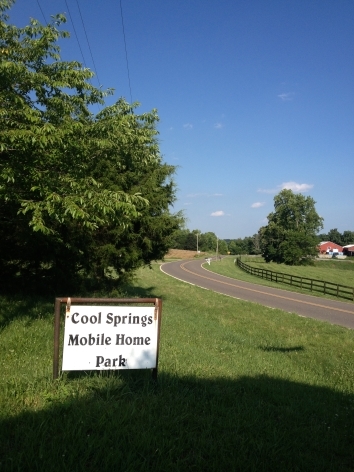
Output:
left=0, top=264, right=354, bottom=471
left=245, top=257, right=354, bottom=287
left=206, top=257, right=354, bottom=303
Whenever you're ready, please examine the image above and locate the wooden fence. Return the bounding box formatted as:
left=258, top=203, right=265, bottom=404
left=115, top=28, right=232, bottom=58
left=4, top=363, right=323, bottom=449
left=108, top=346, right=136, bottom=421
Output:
left=236, top=258, right=354, bottom=301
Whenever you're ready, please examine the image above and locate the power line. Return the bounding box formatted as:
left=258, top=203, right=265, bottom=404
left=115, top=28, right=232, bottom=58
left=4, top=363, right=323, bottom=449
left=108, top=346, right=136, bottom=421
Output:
left=63, top=0, right=87, bottom=67
left=75, top=0, right=101, bottom=88
left=119, top=0, right=133, bottom=103
left=35, top=0, right=47, bottom=23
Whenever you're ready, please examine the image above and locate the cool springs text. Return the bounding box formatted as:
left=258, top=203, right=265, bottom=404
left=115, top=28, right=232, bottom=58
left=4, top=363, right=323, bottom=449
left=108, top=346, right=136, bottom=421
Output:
left=70, top=311, right=153, bottom=327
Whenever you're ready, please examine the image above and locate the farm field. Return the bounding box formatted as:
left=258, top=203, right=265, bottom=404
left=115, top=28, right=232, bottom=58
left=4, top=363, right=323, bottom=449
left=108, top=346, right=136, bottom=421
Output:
left=246, top=257, right=354, bottom=287
left=0, top=264, right=354, bottom=471
left=207, top=257, right=354, bottom=303
left=165, top=248, right=204, bottom=259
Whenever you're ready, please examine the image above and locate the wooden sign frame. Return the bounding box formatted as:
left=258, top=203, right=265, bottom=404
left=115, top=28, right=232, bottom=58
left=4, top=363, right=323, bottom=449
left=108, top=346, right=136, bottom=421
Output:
left=53, top=297, right=162, bottom=380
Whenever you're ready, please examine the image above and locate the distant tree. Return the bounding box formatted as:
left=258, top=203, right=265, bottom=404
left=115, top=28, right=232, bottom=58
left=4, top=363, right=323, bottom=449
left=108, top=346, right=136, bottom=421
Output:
left=170, top=229, right=230, bottom=254
left=243, top=236, right=254, bottom=254
left=326, top=228, right=343, bottom=246
left=170, top=228, right=203, bottom=251
left=170, top=229, right=190, bottom=249
left=342, top=231, right=354, bottom=246
left=228, top=235, right=261, bottom=255
left=218, top=239, right=228, bottom=255
left=199, top=232, right=217, bottom=252
left=317, top=233, right=328, bottom=243
left=252, top=233, right=262, bottom=255
left=185, top=231, right=199, bottom=251
left=260, top=189, right=323, bottom=265
left=228, top=238, right=247, bottom=255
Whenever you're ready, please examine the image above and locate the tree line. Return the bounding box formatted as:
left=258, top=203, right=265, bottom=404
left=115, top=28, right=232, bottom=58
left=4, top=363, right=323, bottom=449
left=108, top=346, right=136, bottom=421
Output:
left=317, top=229, right=354, bottom=247
left=170, top=229, right=261, bottom=256
left=170, top=230, right=228, bottom=254
left=173, top=190, right=353, bottom=265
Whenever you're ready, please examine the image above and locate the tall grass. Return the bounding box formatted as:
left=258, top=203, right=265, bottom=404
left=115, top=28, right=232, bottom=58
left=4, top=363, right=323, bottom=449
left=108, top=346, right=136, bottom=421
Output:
left=0, top=264, right=354, bottom=471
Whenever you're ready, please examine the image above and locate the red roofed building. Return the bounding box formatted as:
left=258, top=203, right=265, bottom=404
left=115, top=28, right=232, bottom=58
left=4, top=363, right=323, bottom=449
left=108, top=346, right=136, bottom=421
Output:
left=343, top=245, right=354, bottom=256
left=318, top=241, right=343, bottom=254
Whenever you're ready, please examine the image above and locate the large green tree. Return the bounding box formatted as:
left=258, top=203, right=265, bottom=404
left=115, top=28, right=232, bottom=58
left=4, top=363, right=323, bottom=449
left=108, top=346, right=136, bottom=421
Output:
left=259, top=189, right=323, bottom=265
left=0, top=1, right=181, bottom=289
left=199, top=232, right=217, bottom=252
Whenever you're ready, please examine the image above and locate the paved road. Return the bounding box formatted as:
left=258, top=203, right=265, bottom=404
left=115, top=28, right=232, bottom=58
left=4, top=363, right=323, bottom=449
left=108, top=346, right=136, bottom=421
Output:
left=160, top=259, right=354, bottom=329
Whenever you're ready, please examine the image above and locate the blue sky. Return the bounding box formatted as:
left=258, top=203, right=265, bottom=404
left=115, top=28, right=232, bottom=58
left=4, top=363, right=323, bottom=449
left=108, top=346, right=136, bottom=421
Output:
left=8, top=0, right=354, bottom=239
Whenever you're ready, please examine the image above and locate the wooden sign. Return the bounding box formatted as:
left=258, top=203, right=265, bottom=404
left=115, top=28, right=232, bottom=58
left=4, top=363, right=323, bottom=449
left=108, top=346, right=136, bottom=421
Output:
left=53, top=298, right=162, bottom=379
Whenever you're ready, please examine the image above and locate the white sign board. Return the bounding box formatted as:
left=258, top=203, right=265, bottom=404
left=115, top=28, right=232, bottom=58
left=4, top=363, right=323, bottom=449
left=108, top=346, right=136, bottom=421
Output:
left=62, top=305, right=158, bottom=370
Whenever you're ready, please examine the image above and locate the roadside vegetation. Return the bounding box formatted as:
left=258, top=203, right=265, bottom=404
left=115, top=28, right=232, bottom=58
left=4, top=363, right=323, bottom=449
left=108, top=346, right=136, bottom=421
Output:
left=1, top=264, right=354, bottom=471
left=207, top=257, right=354, bottom=303
left=0, top=1, right=182, bottom=295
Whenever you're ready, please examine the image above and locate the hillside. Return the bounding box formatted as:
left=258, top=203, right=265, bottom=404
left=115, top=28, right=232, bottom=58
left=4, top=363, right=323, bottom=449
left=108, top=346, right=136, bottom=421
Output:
left=165, top=249, right=204, bottom=259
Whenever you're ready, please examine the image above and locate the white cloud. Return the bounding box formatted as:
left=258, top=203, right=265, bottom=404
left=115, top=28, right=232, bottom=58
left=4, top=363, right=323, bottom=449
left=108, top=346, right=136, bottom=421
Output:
left=251, top=202, right=265, bottom=208
left=186, top=192, right=223, bottom=198
left=183, top=123, right=193, bottom=129
left=257, top=187, right=277, bottom=194
left=211, top=210, right=225, bottom=217
left=186, top=192, right=207, bottom=198
left=280, top=181, right=313, bottom=192
left=278, top=92, right=294, bottom=101
left=214, top=123, right=223, bottom=129
left=258, top=181, right=313, bottom=194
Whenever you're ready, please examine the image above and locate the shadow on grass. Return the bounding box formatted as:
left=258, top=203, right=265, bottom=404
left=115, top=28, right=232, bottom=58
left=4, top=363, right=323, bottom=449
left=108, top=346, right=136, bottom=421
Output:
left=1, top=371, right=353, bottom=471
left=0, top=283, right=160, bottom=330
left=260, top=346, right=305, bottom=353
left=0, top=295, right=55, bottom=329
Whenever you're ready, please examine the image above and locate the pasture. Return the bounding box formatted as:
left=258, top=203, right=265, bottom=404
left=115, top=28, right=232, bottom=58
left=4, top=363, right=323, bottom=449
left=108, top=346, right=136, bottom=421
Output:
left=208, top=256, right=354, bottom=303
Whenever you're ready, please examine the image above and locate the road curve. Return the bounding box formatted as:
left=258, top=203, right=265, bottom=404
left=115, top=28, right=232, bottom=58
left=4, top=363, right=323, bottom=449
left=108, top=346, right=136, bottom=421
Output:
left=160, top=259, right=354, bottom=329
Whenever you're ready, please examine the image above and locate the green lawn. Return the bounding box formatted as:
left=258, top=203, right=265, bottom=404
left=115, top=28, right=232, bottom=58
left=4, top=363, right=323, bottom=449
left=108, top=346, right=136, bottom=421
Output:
left=1, top=264, right=354, bottom=471
left=206, top=256, right=354, bottom=303
left=245, top=257, right=354, bottom=286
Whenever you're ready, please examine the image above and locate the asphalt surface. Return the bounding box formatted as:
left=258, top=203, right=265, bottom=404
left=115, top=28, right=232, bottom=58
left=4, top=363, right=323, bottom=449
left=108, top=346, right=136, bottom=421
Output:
left=160, top=259, right=354, bottom=329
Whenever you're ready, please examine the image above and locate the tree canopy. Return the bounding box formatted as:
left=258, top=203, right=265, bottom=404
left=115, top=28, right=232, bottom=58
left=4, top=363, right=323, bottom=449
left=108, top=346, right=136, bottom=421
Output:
left=259, top=189, right=323, bottom=265
left=0, top=1, right=182, bottom=291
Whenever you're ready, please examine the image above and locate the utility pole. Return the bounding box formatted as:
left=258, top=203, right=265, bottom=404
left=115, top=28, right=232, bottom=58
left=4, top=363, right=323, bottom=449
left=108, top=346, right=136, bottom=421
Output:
left=216, top=236, right=218, bottom=261
left=196, top=232, right=199, bottom=253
